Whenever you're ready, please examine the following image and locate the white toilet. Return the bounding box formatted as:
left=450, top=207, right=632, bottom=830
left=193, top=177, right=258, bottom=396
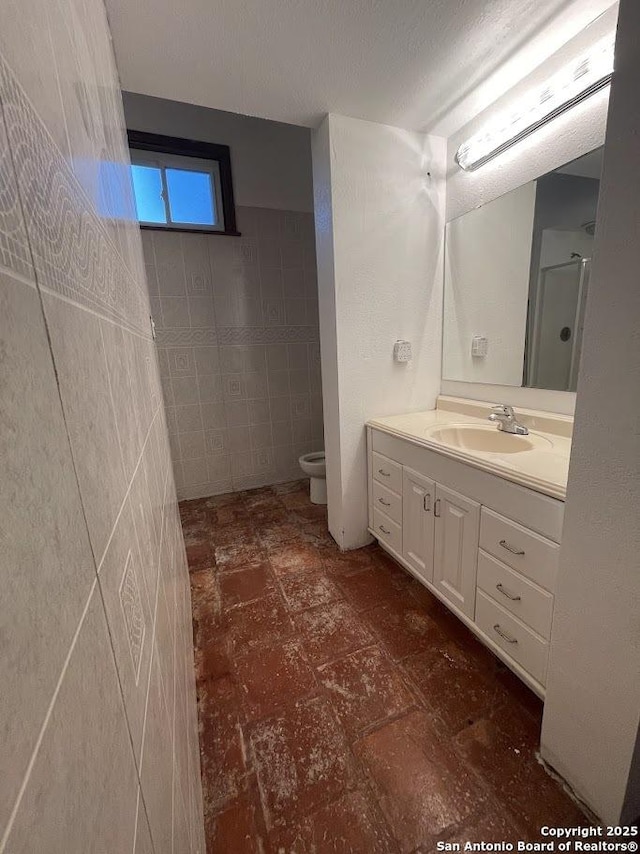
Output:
left=298, top=451, right=327, bottom=505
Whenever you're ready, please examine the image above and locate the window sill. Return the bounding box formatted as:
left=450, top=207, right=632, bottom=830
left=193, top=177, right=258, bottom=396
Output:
left=139, top=224, right=242, bottom=237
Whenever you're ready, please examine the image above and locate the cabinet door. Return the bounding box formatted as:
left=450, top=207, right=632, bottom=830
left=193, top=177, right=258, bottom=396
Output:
left=402, top=467, right=435, bottom=583
left=433, top=484, right=480, bottom=619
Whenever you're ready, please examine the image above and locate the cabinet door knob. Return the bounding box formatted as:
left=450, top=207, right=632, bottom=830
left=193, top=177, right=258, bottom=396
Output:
left=433, top=498, right=441, bottom=518
left=423, top=493, right=431, bottom=512
left=496, top=583, right=521, bottom=602
left=493, top=624, right=518, bottom=644
left=499, top=539, right=525, bottom=556
left=379, top=524, right=391, bottom=535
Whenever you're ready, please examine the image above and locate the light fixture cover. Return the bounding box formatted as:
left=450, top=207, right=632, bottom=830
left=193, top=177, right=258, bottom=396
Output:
left=456, top=36, right=615, bottom=172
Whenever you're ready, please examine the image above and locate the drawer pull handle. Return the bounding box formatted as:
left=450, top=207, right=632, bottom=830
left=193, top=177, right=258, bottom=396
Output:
left=378, top=469, right=391, bottom=477
left=423, top=493, right=431, bottom=512
left=379, top=525, right=391, bottom=535
left=496, top=583, right=521, bottom=602
left=378, top=498, right=391, bottom=507
left=434, top=498, right=441, bottom=518
left=493, top=624, right=518, bottom=644
left=499, top=539, right=525, bottom=556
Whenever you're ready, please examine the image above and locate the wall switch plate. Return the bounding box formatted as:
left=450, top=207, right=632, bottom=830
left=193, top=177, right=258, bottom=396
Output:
left=471, top=335, right=488, bottom=357
left=394, top=340, right=412, bottom=362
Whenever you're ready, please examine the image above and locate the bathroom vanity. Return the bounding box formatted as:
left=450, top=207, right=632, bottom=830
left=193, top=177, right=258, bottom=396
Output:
left=367, top=396, right=572, bottom=697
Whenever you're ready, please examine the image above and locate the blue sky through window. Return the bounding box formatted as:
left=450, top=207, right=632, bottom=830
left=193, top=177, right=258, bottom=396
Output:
left=166, top=168, right=216, bottom=225
left=130, top=164, right=166, bottom=223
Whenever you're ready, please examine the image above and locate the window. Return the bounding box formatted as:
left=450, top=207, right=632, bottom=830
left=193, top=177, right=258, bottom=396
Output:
left=127, top=131, right=238, bottom=235
left=130, top=152, right=221, bottom=228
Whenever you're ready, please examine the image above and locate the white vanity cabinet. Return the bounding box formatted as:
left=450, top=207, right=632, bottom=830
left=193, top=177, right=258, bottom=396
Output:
left=367, top=425, right=564, bottom=697
left=397, top=469, right=480, bottom=618
left=401, top=468, right=434, bottom=583
left=432, top=485, right=480, bottom=619
left=376, top=461, right=480, bottom=619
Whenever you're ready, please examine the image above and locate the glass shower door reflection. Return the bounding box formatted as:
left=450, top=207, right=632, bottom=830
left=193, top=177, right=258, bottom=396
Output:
left=528, top=258, right=590, bottom=392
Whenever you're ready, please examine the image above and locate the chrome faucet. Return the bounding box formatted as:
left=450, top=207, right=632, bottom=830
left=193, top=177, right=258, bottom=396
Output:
left=488, top=404, right=529, bottom=435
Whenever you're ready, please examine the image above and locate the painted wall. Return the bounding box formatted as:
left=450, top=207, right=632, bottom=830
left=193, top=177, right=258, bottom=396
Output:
left=123, top=92, right=313, bottom=212
left=311, top=117, right=343, bottom=542
left=541, top=0, right=640, bottom=823
left=442, top=4, right=618, bottom=415
left=443, top=181, right=536, bottom=385
left=144, top=209, right=322, bottom=501
left=0, top=1, right=203, bottom=851
left=537, top=228, right=594, bottom=270
left=312, top=114, right=446, bottom=549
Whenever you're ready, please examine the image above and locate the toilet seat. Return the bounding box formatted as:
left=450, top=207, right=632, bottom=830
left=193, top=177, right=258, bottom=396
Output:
left=298, top=451, right=327, bottom=504
left=299, top=452, right=326, bottom=477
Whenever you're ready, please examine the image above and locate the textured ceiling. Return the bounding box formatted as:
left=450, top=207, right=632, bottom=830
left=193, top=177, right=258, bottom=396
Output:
left=105, top=0, right=617, bottom=135
left=557, top=147, right=604, bottom=178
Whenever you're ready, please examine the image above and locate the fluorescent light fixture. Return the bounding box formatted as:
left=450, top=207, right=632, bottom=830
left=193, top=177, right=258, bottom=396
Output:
left=456, top=35, right=615, bottom=172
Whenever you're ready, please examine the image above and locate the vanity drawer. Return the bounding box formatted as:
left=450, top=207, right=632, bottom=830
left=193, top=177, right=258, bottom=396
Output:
left=372, top=452, right=403, bottom=495
left=476, top=590, right=549, bottom=685
left=477, top=550, right=554, bottom=639
left=480, top=508, right=559, bottom=592
left=373, top=480, right=402, bottom=524
left=373, top=507, right=402, bottom=553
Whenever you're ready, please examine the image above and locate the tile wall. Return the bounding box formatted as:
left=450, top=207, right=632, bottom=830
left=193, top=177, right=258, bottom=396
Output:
left=0, top=1, right=203, bottom=851
left=144, top=206, right=324, bottom=500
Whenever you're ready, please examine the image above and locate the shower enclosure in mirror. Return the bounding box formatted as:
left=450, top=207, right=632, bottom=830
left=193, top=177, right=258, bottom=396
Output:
left=442, top=147, right=602, bottom=392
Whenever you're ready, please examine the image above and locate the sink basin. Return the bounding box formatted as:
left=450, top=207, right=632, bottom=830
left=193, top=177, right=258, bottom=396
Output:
left=426, top=424, right=552, bottom=454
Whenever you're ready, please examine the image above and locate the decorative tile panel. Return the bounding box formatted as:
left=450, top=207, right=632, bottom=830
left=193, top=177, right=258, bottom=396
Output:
left=188, top=271, right=208, bottom=293
left=119, top=551, right=146, bottom=684
left=239, top=239, right=258, bottom=265
left=0, top=109, right=33, bottom=280
left=0, top=56, right=149, bottom=337
left=0, top=4, right=203, bottom=848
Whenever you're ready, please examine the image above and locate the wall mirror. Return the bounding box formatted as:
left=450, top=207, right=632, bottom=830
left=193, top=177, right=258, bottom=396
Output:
left=442, top=147, right=603, bottom=392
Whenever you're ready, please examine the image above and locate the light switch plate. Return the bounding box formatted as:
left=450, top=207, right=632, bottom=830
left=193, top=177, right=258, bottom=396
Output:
left=394, top=340, right=412, bottom=362
left=471, top=335, right=488, bottom=357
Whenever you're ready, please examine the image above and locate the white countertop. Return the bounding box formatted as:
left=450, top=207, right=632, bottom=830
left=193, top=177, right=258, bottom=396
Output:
left=367, top=397, right=572, bottom=501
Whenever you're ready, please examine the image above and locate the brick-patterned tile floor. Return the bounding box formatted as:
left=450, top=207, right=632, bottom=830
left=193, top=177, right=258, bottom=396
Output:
left=181, top=480, right=589, bottom=853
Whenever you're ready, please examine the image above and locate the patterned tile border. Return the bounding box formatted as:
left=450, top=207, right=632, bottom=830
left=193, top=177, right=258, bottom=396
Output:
left=155, top=327, right=218, bottom=348
left=0, top=54, right=150, bottom=338
left=155, top=325, right=319, bottom=348
left=217, top=325, right=319, bottom=345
